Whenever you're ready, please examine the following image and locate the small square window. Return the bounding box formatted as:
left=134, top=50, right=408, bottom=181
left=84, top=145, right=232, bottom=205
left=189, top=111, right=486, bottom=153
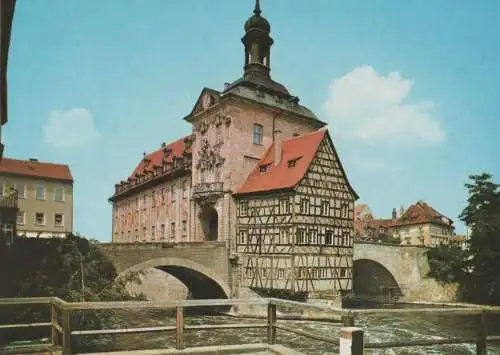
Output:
left=35, top=213, right=45, bottom=226
left=54, top=213, right=64, bottom=227
left=259, top=165, right=268, bottom=173
left=288, top=160, right=296, bottom=168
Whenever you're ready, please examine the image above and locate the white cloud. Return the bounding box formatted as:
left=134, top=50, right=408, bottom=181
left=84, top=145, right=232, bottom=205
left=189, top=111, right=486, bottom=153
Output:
left=323, top=65, right=445, bottom=144
left=43, top=108, right=101, bottom=148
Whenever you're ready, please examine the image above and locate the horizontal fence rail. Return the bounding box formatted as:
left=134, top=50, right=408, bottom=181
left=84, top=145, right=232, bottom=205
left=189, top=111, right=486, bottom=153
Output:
left=1, top=297, right=500, bottom=354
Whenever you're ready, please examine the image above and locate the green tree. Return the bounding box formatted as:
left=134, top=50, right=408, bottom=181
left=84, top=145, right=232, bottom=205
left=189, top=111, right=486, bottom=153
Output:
left=459, top=173, right=500, bottom=305
left=0, top=233, right=146, bottom=351
left=426, top=173, right=500, bottom=305
left=377, top=233, right=401, bottom=245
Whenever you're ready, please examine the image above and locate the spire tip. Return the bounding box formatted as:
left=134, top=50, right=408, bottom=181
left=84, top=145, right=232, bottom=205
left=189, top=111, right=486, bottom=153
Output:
left=254, top=0, right=262, bottom=16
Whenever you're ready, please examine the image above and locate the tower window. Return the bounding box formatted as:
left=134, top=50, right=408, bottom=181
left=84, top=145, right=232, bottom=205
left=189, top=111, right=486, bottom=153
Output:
left=253, top=124, right=263, bottom=145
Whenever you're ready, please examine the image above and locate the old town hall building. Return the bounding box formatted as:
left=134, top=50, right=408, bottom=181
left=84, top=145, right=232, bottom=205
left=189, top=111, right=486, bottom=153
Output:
left=109, top=1, right=358, bottom=297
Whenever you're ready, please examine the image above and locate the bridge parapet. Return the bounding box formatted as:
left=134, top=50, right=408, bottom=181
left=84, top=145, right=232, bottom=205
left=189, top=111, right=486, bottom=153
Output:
left=100, top=241, right=227, bottom=251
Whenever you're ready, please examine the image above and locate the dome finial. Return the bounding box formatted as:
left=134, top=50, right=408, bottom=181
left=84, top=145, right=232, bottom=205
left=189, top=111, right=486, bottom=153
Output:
left=254, top=0, right=262, bottom=16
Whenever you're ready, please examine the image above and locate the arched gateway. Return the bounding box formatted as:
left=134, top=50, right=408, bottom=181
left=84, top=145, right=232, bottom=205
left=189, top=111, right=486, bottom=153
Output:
left=199, top=206, right=219, bottom=241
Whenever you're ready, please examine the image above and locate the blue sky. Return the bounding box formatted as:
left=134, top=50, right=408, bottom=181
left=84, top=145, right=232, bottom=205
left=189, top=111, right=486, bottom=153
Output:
left=5, top=0, right=500, bottom=241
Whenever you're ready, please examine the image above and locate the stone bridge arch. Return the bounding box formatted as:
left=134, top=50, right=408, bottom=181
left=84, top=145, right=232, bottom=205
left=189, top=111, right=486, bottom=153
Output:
left=353, top=242, right=458, bottom=303
left=119, top=256, right=231, bottom=300
left=353, top=259, right=403, bottom=303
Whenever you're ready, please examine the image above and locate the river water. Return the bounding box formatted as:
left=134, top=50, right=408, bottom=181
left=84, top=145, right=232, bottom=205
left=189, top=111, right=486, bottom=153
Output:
left=85, top=303, right=500, bottom=355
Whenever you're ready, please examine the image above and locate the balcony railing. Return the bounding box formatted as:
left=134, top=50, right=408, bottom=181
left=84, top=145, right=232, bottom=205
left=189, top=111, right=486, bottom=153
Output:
left=192, top=182, right=223, bottom=199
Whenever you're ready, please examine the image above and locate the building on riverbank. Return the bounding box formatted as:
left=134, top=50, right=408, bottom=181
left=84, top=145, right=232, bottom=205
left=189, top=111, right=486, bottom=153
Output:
left=109, top=1, right=358, bottom=298
left=0, top=0, right=16, bottom=161
left=355, top=200, right=456, bottom=246
left=0, top=157, right=74, bottom=238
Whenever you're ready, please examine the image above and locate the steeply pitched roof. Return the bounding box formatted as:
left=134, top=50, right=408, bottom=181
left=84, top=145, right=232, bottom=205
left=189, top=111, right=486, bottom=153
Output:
left=0, top=158, right=73, bottom=182
left=394, top=200, right=453, bottom=227
left=236, top=129, right=359, bottom=198
left=236, top=130, right=327, bottom=195
left=130, top=135, right=193, bottom=179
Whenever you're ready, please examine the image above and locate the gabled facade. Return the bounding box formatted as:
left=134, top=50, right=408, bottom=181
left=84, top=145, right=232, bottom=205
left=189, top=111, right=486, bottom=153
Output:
left=355, top=201, right=455, bottom=246
left=391, top=201, right=455, bottom=246
left=234, top=130, right=358, bottom=296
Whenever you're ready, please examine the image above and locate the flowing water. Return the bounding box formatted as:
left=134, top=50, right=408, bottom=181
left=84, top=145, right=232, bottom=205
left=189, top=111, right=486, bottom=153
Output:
left=91, top=303, right=500, bottom=355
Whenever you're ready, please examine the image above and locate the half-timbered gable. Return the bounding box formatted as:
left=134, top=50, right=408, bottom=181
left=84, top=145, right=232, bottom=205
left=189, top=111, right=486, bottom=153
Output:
left=293, top=132, right=357, bottom=293
left=235, top=129, right=358, bottom=297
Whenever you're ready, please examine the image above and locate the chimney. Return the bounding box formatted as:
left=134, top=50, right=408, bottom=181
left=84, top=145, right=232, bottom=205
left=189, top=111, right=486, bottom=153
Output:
left=274, top=129, right=282, bottom=166
left=392, top=208, right=397, bottom=221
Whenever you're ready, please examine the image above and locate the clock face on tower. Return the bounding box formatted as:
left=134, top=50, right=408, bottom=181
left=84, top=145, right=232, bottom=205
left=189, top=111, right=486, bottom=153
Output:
left=202, top=94, right=214, bottom=109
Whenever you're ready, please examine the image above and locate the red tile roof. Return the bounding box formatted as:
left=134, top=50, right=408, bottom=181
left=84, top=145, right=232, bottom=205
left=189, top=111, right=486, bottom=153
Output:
left=394, top=200, right=453, bottom=227
left=236, top=129, right=358, bottom=197
left=129, top=135, right=193, bottom=179
left=236, top=130, right=326, bottom=194
left=0, top=158, right=73, bottom=182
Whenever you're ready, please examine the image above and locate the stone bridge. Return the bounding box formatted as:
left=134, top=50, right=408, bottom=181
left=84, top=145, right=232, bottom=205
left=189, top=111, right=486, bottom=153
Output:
left=99, top=241, right=457, bottom=303
left=99, top=241, right=232, bottom=299
left=353, top=242, right=457, bottom=303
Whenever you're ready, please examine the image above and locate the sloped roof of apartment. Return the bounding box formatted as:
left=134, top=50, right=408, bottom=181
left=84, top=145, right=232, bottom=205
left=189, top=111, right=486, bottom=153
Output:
left=236, top=129, right=358, bottom=197
left=394, top=200, right=453, bottom=227
left=0, top=157, right=73, bottom=182
left=129, top=135, right=193, bottom=179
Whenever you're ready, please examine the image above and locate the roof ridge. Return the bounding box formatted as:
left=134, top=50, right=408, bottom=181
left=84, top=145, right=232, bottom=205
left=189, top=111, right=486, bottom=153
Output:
left=2, top=157, right=70, bottom=167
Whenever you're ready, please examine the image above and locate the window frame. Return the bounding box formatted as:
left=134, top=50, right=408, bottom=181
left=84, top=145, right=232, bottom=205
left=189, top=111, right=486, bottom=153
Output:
left=253, top=123, right=263, bottom=145
left=35, top=212, right=46, bottom=226
left=54, top=188, right=65, bottom=202
left=54, top=213, right=64, bottom=227
left=35, top=185, right=46, bottom=200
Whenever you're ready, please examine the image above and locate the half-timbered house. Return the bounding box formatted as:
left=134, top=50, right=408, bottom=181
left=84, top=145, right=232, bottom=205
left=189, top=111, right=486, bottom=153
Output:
left=234, top=129, right=358, bottom=297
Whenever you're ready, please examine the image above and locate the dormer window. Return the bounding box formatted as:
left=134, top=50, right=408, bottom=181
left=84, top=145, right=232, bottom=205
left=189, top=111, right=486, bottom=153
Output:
left=288, top=159, right=296, bottom=168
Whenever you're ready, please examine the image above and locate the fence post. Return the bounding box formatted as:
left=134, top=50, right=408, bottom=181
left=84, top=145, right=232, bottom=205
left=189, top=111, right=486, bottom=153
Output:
left=50, top=301, right=58, bottom=346
left=476, top=310, right=487, bottom=355
left=61, top=307, right=71, bottom=355
left=176, top=306, right=185, bottom=350
left=339, top=327, right=364, bottom=355
left=267, top=302, right=277, bottom=345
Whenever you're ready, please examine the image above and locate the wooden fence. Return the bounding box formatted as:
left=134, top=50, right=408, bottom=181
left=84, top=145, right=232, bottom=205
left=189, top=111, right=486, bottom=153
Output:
left=0, top=297, right=499, bottom=354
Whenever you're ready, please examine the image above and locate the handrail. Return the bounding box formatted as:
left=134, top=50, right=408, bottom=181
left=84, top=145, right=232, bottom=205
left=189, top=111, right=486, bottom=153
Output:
left=1, top=296, right=500, bottom=355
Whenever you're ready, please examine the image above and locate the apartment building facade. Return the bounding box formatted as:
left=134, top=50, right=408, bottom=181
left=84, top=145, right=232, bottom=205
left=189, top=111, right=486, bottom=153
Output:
left=0, top=157, right=73, bottom=238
